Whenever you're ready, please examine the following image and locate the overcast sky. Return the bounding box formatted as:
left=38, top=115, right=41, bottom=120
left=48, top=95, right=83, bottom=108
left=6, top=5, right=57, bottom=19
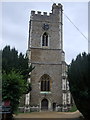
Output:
left=1, top=1, right=88, bottom=64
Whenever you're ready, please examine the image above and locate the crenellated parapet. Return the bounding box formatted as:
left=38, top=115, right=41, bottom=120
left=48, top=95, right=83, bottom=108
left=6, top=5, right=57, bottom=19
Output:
left=52, top=3, right=63, bottom=14
left=31, top=10, right=51, bottom=17
left=52, top=3, right=63, bottom=9
left=30, top=3, right=63, bottom=21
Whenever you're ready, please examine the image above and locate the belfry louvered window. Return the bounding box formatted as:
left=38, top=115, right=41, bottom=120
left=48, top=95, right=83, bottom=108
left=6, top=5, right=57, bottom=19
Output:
left=42, top=32, right=48, bottom=46
left=41, top=74, right=50, bottom=91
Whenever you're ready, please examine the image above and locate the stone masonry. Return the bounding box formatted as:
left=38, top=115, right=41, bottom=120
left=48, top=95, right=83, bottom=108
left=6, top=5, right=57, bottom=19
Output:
left=25, top=3, right=72, bottom=112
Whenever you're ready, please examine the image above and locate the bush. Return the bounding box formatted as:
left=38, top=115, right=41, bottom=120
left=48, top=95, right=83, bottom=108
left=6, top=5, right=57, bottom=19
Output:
left=68, top=52, right=90, bottom=120
left=2, top=71, right=27, bottom=113
left=69, top=105, right=77, bottom=112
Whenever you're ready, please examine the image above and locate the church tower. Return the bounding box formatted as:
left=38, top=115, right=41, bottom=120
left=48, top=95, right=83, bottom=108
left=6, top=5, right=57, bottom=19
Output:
left=27, top=3, right=71, bottom=112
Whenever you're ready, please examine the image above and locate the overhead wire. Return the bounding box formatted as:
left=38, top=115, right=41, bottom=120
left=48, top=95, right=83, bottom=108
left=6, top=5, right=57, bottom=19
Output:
left=63, top=12, right=88, bottom=41
left=49, top=0, right=88, bottom=41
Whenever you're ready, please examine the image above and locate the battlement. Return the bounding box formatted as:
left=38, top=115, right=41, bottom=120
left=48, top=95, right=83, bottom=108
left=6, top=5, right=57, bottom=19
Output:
left=31, top=10, right=51, bottom=17
left=52, top=3, right=62, bottom=9
left=31, top=3, right=63, bottom=17
left=52, top=3, right=63, bottom=14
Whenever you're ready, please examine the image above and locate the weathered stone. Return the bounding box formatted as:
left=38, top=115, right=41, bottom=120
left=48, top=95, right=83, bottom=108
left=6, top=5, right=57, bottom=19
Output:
left=26, top=3, right=72, bottom=112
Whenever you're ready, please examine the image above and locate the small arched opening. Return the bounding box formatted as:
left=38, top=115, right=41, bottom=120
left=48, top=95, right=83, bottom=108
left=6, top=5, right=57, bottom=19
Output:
left=41, top=98, right=48, bottom=110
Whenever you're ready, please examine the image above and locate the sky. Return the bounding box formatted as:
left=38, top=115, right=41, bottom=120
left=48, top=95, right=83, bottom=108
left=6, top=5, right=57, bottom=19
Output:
left=1, top=1, right=88, bottom=64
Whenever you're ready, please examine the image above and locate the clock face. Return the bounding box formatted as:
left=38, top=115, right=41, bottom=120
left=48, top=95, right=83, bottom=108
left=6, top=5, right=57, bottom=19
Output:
left=42, top=24, right=49, bottom=30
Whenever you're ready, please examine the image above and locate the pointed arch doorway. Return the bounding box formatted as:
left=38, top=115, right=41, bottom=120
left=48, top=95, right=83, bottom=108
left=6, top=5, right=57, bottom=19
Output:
left=41, top=98, right=48, bottom=110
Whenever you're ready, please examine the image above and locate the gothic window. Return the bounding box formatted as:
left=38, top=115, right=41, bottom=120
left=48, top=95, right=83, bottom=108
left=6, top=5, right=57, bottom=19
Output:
left=42, top=32, right=48, bottom=46
left=41, top=74, right=51, bottom=91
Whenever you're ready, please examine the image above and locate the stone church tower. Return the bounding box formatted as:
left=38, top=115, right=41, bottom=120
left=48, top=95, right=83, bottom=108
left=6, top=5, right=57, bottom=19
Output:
left=26, top=3, right=72, bottom=112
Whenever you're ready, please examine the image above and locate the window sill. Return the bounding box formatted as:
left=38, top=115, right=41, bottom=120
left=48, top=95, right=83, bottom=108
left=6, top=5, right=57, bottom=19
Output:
left=42, top=46, right=49, bottom=48
left=40, top=91, right=51, bottom=94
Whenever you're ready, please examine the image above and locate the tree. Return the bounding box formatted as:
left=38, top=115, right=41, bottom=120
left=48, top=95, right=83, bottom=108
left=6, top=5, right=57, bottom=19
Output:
left=2, top=71, right=27, bottom=113
left=2, top=46, right=29, bottom=74
left=2, top=45, right=34, bottom=114
left=2, top=45, right=34, bottom=84
left=68, top=52, right=90, bottom=120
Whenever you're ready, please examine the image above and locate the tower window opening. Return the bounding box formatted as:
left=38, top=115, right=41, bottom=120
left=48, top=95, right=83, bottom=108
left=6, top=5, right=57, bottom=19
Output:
left=42, top=32, right=48, bottom=46
left=41, top=74, right=51, bottom=91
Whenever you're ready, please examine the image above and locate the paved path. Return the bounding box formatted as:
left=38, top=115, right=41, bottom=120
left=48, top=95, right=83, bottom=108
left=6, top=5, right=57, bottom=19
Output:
left=14, top=110, right=82, bottom=120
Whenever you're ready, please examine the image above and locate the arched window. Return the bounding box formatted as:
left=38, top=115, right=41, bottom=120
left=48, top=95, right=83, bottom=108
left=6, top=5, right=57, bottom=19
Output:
left=41, top=74, right=51, bottom=91
left=42, top=32, right=48, bottom=46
